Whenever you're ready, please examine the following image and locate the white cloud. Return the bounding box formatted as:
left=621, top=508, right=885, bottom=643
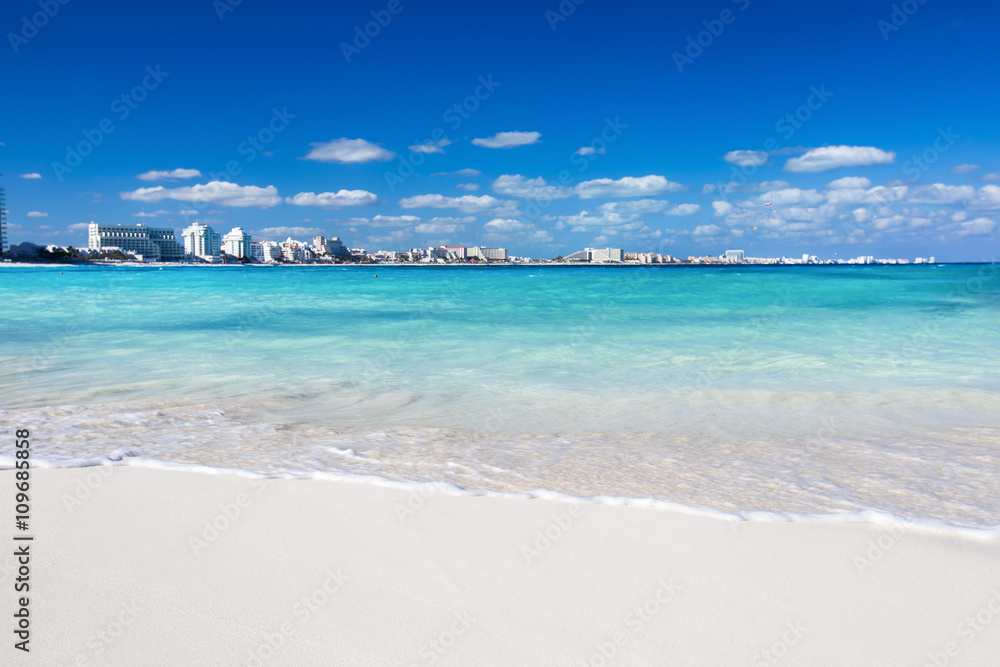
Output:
left=712, top=201, right=733, bottom=216
left=951, top=164, right=981, bottom=174
left=484, top=218, right=532, bottom=233
left=179, top=209, right=199, bottom=216
left=554, top=199, right=671, bottom=229
left=137, top=168, right=202, bottom=181
left=723, top=150, right=768, bottom=168
left=131, top=212, right=157, bottom=217
left=398, top=194, right=519, bottom=216
left=492, top=174, right=572, bottom=200
left=575, top=146, right=605, bottom=156
left=456, top=182, right=479, bottom=191
left=431, top=168, right=482, bottom=177
left=285, top=190, right=379, bottom=208
left=575, top=175, right=685, bottom=199
left=26, top=211, right=47, bottom=217
left=784, top=146, right=896, bottom=172
left=824, top=184, right=907, bottom=207
left=702, top=184, right=716, bottom=194
left=471, top=131, right=541, bottom=149
left=341, top=215, right=421, bottom=227
left=302, top=138, right=394, bottom=163
left=970, top=185, right=1000, bottom=209
left=368, top=215, right=422, bottom=227
left=256, top=226, right=326, bottom=239
left=666, top=203, right=700, bottom=216
left=603, top=221, right=663, bottom=241
left=368, top=229, right=412, bottom=244
left=120, top=181, right=281, bottom=208
left=956, top=218, right=997, bottom=235
left=19, top=173, right=42, bottom=179
left=693, top=224, right=723, bottom=236
left=526, top=230, right=554, bottom=243
left=67, top=222, right=90, bottom=231
left=981, top=173, right=1000, bottom=182
left=603, top=199, right=671, bottom=214
left=905, top=184, right=975, bottom=205
left=826, top=176, right=872, bottom=190
left=429, top=216, right=475, bottom=226
left=754, top=187, right=825, bottom=207
left=414, top=222, right=464, bottom=234
left=714, top=180, right=792, bottom=194
left=409, top=139, right=451, bottom=154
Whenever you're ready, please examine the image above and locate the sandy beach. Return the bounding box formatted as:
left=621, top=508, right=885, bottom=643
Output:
left=3, top=465, right=998, bottom=666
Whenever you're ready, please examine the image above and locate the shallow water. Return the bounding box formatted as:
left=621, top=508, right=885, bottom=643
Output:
left=2, top=263, right=999, bottom=530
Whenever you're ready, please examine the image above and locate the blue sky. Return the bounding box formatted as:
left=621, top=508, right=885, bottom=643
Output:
left=2, top=0, right=999, bottom=260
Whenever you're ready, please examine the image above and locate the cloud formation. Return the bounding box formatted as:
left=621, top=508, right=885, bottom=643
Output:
left=431, top=168, right=482, bottom=177
left=492, top=174, right=573, bottom=200
left=827, top=176, right=872, bottom=190
left=575, top=175, right=685, bottom=199
left=484, top=218, right=532, bottom=233
left=285, top=190, right=379, bottom=208
left=302, top=138, right=395, bottom=163
left=414, top=222, right=464, bottom=234
left=121, top=181, right=281, bottom=208
left=256, top=226, right=326, bottom=239
left=471, top=131, right=541, bottom=149
left=398, top=193, right=519, bottom=216
left=950, top=164, right=980, bottom=174
left=19, top=173, right=42, bottom=179
left=784, top=146, right=895, bottom=173
left=408, top=139, right=451, bottom=154
left=137, top=168, right=202, bottom=181
left=723, top=150, right=768, bottom=168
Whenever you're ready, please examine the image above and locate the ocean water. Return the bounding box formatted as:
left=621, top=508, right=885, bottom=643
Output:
left=2, top=263, right=999, bottom=532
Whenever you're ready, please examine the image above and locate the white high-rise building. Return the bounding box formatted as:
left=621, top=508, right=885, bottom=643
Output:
left=182, top=223, right=221, bottom=262
left=724, top=249, right=745, bottom=262
left=88, top=223, right=185, bottom=261
left=326, top=236, right=349, bottom=258
left=250, top=241, right=282, bottom=263
left=222, top=227, right=252, bottom=258
left=468, top=246, right=507, bottom=261
left=280, top=238, right=305, bottom=262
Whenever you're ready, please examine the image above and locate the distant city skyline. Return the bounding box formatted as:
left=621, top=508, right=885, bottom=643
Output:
left=2, top=0, right=999, bottom=261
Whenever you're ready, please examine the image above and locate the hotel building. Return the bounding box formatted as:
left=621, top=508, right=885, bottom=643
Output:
left=250, top=241, right=282, bottom=263
left=222, top=227, right=252, bottom=258
left=468, top=246, right=507, bottom=261
left=182, top=223, right=221, bottom=262
left=564, top=247, right=623, bottom=263
left=88, top=222, right=186, bottom=261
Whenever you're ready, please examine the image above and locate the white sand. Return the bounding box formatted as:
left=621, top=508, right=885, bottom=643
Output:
left=3, top=466, right=1000, bottom=666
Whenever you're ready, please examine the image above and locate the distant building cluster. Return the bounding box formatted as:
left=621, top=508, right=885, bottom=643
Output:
left=0, top=217, right=942, bottom=269
left=710, top=251, right=937, bottom=266
left=80, top=222, right=363, bottom=264
left=76, top=222, right=516, bottom=265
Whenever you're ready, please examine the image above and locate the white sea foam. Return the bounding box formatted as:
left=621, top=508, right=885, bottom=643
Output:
left=4, top=450, right=998, bottom=540
left=3, top=400, right=999, bottom=534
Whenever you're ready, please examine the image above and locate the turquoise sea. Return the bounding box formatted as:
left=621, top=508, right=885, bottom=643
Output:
left=2, top=264, right=999, bottom=530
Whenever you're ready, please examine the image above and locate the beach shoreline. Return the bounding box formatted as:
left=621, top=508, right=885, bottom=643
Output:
left=4, top=465, right=999, bottom=665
